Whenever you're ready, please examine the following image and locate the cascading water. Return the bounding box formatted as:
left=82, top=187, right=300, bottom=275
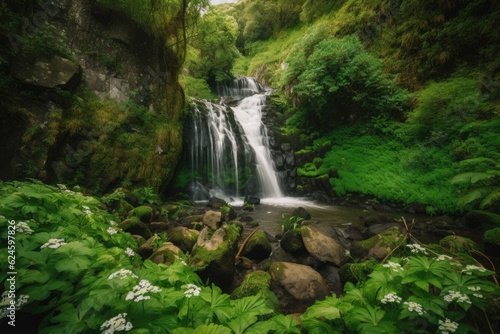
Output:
left=187, top=77, right=283, bottom=201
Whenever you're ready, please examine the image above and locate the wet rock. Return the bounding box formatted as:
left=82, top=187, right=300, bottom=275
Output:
left=129, top=205, right=153, bottom=224
left=350, top=226, right=405, bottom=261
left=439, top=235, right=477, bottom=254
left=280, top=231, right=306, bottom=255
left=242, top=230, right=272, bottom=261
left=148, top=242, right=182, bottom=265
left=167, top=226, right=199, bottom=253
left=119, top=216, right=151, bottom=239
left=202, top=210, right=222, bottom=230
left=290, top=207, right=311, bottom=220
left=244, top=196, right=261, bottom=205
left=301, top=225, right=345, bottom=266
left=207, top=196, right=227, bottom=210
left=269, top=261, right=329, bottom=303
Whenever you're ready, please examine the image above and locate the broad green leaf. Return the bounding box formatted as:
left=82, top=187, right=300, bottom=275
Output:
left=172, top=323, right=232, bottom=334
left=226, top=313, right=258, bottom=334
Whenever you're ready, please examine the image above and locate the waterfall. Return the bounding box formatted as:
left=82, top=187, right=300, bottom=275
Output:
left=187, top=77, right=283, bottom=201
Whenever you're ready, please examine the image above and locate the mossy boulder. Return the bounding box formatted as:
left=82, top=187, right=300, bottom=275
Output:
left=119, top=216, right=152, bottom=239
left=280, top=231, right=306, bottom=255
left=439, top=235, right=477, bottom=254
left=202, top=210, right=222, bottom=230
left=129, top=205, right=153, bottom=224
left=148, top=242, right=183, bottom=265
left=231, top=271, right=280, bottom=311
left=242, top=230, right=272, bottom=260
left=167, top=226, right=199, bottom=253
left=484, top=228, right=500, bottom=257
left=190, top=224, right=242, bottom=289
left=339, top=259, right=379, bottom=284
left=350, top=226, right=404, bottom=261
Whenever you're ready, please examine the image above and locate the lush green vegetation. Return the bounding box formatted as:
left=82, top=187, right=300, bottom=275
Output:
left=183, top=0, right=500, bottom=216
left=1, top=181, right=498, bottom=333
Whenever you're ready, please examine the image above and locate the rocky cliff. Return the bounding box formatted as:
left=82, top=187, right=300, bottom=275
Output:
left=0, top=0, right=186, bottom=192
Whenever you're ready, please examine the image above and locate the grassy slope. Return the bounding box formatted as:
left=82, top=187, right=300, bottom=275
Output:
left=232, top=1, right=500, bottom=215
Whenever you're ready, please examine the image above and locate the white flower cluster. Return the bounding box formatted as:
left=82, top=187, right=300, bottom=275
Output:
left=125, top=248, right=135, bottom=257
left=82, top=205, right=93, bottom=216
left=107, top=227, right=118, bottom=235
left=108, top=269, right=139, bottom=280
left=438, top=318, right=459, bottom=333
left=406, top=243, right=428, bottom=255
left=100, top=313, right=133, bottom=334
left=125, top=280, right=161, bottom=302
left=435, top=254, right=453, bottom=261
left=183, top=284, right=201, bottom=298
left=462, top=264, right=487, bottom=275
left=41, top=238, right=67, bottom=249
left=0, top=292, right=29, bottom=319
left=380, top=292, right=402, bottom=304
left=443, top=290, right=471, bottom=304
left=16, top=221, right=34, bottom=235
left=403, top=301, right=425, bottom=315
left=110, top=220, right=118, bottom=226
left=383, top=261, right=403, bottom=272
left=467, top=286, right=483, bottom=298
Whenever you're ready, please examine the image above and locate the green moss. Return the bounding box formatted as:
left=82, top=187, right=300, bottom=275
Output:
left=118, top=216, right=152, bottom=239
left=269, top=262, right=288, bottom=282
left=339, top=259, right=379, bottom=284
left=129, top=205, right=153, bottom=223
left=231, top=270, right=271, bottom=299
left=439, top=235, right=477, bottom=254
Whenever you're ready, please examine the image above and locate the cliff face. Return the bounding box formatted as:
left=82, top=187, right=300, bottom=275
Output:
left=0, top=0, right=185, bottom=191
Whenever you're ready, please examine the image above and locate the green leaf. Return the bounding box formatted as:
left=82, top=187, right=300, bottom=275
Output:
left=302, top=295, right=343, bottom=321
left=302, top=318, right=343, bottom=334
left=172, top=324, right=232, bottom=334
left=226, top=313, right=258, bottom=334
left=269, top=314, right=301, bottom=334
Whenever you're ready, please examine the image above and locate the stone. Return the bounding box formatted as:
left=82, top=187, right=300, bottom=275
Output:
left=11, top=53, right=81, bottom=88
left=269, top=261, right=329, bottom=302
left=119, top=216, right=151, bottom=239
left=280, top=231, right=306, bottom=255
left=244, top=196, right=261, bottom=205
left=167, top=226, right=199, bottom=253
left=148, top=242, right=183, bottom=265
left=202, top=210, right=222, bottom=230
left=242, top=230, right=272, bottom=260
left=301, top=225, right=345, bottom=266
left=129, top=205, right=153, bottom=224
left=350, top=226, right=405, bottom=261
left=290, top=207, right=311, bottom=220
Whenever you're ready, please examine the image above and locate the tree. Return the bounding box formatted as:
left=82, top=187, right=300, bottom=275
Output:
left=282, top=34, right=409, bottom=129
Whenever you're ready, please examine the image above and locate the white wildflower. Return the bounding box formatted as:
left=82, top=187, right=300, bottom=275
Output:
left=383, top=261, right=403, bottom=272
left=16, top=221, right=34, bottom=234
left=0, top=292, right=29, bottom=319
left=57, top=184, right=67, bottom=190
left=380, top=292, right=402, bottom=304
left=403, top=301, right=425, bottom=315
left=181, top=260, right=187, bottom=266
left=462, top=264, right=487, bottom=275
left=107, top=227, right=118, bottom=235
left=443, top=290, right=471, bottom=304
left=125, top=280, right=161, bottom=302
left=83, top=205, right=93, bottom=216
left=108, top=269, right=138, bottom=280
left=406, top=243, right=428, bottom=255
left=438, top=318, right=459, bottom=333
left=41, top=238, right=67, bottom=249
left=467, top=286, right=481, bottom=291
left=100, top=313, right=133, bottom=334
left=65, top=189, right=76, bottom=195
left=183, top=284, right=201, bottom=298
left=125, top=248, right=135, bottom=257
left=436, top=254, right=453, bottom=261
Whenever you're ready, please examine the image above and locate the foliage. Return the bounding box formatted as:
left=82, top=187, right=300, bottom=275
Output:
left=132, top=187, right=161, bottom=205
left=452, top=157, right=500, bottom=213
left=282, top=34, right=410, bottom=129
left=483, top=228, right=500, bottom=246
left=302, top=244, right=500, bottom=334
left=407, top=78, right=493, bottom=140
left=0, top=180, right=300, bottom=333
left=280, top=214, right=304, bottom=234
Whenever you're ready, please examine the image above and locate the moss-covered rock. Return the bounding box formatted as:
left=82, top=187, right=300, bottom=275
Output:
left=339, top=259, right=379, bottom=284
left=119, top=216, right=152, bottom=239
left=129, top=205, right=153, bottom=224
left=350, top=226, right=404, bottom=261
left=167, top=226, right=199, bottom=253
left=148, top=242, right=183, bottom=265
left=231, top=271, right=280, bottom=311
left=190, top=223, right=242, bottom=289
left=242, top=230, right=272, bottom=260
left=280, top=231, right=306, bottom=255
left=439, top=235, right=477, bottom=254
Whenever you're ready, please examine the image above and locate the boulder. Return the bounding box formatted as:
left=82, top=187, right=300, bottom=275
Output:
left=190, top=224, right=241, bottom=288
left=242, top=230, right=272, bottom=260
left=202, top=210, right=222, bottom=230
left=301, top=225, right=345, bottom=266
left=291, top=207, right=311, bottom=220
left=231, top=271, right=279, bottom=311
left=280, top=231, right=306, bottom=255
left=167, top=226, right=199, bottom=253
left=119, top=216, right=151, bottom=239
left=350, top=226, right=405, bottom=261
left=207, top=196, right=227, bottom=210
left=439, top=235, right=477, bottom=254
left=148, top=242, right=183, bottom=265
left=269, top=261, right=329, bottom=302
left=129, top=205, right=153, bottom=224
left=11, top=53, right=81, bottom=89
left=244, top=196, right=261, bottom=205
